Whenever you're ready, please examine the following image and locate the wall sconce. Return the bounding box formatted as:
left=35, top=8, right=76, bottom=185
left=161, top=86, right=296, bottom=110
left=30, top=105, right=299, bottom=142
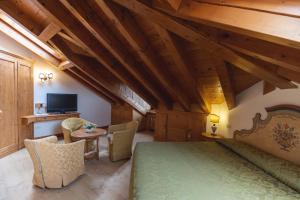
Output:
left=39, top=72, right=53, bottom=83
left=209, top=114, right=220, bottom=136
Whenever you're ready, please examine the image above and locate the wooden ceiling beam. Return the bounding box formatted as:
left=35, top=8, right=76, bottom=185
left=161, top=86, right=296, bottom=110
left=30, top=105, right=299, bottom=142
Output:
left=52, top=35, right=146, bottom=106
left=154, top=0, right=300, bottom=50
left=155, top=0, right=182, bottom=11
left=96, top=0, right=191, bottom=111
left=0, top=0, right=44, bottom=35
left=188, top=24, right=300, bottom=74
left=263, top=81, right=276, bottom=95
left=58, top=60, right=74, bottom=70
left=0, top=18, right=60, bottom=66
left=38, top=22, right=61, bottom=42
left=57, top=32, right=92, bottom=57
left=214, top=61, right=235, bottom=109
left=64, top=69, right=116, bottom=104
left=277, top=68, right=300, bottom=84
left=112, top=0, right=297, bottom=90
left=194, top=0, right=300, bottom=18
left=154, top=24, right=210, bottom=113
left=60, top=0, right=170, bottom=108
left=35, top=0, right=157, bottom=107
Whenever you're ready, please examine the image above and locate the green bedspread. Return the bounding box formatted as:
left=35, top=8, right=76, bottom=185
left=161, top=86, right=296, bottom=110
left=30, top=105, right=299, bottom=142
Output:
left=130, top=142, right=300, bottom=200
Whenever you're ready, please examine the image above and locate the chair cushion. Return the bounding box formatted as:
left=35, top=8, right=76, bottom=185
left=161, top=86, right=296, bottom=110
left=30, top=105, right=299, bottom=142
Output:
left=217, top=139, right=300, bottom=193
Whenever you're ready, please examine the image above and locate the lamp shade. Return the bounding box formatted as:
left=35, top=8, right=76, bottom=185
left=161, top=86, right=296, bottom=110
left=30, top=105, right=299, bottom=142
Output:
left=210, top=114, right=220, bottom=124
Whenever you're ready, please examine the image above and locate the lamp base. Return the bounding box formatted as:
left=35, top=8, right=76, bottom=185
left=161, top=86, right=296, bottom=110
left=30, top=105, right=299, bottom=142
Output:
left=211, top=124, right=217, bottom=136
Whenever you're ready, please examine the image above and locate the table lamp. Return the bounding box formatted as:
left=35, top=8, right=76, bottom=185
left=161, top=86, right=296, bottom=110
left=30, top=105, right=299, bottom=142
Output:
left=35, top=103, right=44, bottom=114
left=210, top=114, right=220, bottom=136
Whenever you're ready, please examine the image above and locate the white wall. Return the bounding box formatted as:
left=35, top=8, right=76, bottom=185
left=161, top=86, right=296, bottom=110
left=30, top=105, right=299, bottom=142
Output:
left=0, top=32, right=111, bottom=137
left=207, top=81, right=300, bottom=138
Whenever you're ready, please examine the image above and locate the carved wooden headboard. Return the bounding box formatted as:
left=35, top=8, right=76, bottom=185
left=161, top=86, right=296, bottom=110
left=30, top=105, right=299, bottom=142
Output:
left=234, top=105, right=300, bottom=165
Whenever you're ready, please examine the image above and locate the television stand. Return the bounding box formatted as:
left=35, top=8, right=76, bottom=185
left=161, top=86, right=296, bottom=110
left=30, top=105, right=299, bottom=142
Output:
left=21, top=112, right=80, bottom=125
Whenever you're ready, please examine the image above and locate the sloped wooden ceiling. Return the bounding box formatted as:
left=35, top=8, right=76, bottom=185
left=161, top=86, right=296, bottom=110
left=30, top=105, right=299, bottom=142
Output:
left=0, top=0, right=299, bottom=114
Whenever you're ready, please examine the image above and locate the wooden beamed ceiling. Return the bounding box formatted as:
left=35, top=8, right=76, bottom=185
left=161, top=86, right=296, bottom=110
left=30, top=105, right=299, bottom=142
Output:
left=1, top=0, right=300, bottom=113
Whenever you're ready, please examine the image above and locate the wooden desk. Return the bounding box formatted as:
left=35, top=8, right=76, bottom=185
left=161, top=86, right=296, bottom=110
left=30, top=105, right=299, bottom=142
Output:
left=21, top=113, right=80, bottom=125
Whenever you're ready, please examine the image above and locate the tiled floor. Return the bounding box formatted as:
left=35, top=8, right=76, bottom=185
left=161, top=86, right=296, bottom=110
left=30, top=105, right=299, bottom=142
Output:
left=0, top=131, right=153, bottom=200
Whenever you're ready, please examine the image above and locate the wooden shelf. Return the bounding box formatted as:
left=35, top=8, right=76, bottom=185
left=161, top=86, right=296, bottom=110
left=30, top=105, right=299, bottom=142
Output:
left=21, top=113, right=80, bottom=125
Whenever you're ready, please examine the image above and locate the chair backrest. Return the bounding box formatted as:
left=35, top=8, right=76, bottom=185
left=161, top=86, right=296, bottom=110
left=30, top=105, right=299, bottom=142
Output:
left=61, top=118, right=86, bottom=131
left=125, top=121, right=139, bottom=132
left=61, top=118, right=86, bottom=143
left=24, top=136, right=58, bottom=188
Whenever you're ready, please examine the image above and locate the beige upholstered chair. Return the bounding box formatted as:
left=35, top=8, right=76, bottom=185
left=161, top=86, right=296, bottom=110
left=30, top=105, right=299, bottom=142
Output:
left=24, top=136, right=85, bottom=188
left=61, top=118, right=96, bottom=151
left=107, top=121, right=138, bottom=162
left=61, top=118, right=88, bottom=143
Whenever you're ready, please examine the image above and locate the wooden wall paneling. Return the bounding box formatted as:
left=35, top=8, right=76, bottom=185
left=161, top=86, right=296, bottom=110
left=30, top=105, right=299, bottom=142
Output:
left=154, top=109, right=207, bottom=141
left=0, top=52, right=18, bottom=158
left=145, top=111, right=156, bottom=131
left=111, top=104, right=133, bottom=125
left=166, top=111, right=189, bottom=141
left=188, top=112, right=207, bottom=141
left=17, top=59, right=33, bottom=148
left=114, top=0, right=297, bottom=89
left=227, top=64, right=260, bottom=95
left=214, top=61, right=235, bottom=109
left=154, top=111, right=168, bottom=141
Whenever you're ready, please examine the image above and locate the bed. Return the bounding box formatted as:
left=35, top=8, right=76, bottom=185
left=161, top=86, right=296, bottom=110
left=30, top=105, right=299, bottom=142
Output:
left=130, top=105, right=300, bottom=200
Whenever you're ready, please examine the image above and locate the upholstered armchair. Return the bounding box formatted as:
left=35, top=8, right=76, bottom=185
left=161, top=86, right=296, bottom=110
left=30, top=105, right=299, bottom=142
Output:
left=61, top=117, right=96, bottom=151
left=107, top=121, right=138, bottom=162
left=24, top=136, right=85, bottom=188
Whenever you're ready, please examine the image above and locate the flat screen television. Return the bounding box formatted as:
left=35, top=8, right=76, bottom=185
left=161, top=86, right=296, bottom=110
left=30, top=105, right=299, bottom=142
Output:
left=47, top=93, right=77, bottom=114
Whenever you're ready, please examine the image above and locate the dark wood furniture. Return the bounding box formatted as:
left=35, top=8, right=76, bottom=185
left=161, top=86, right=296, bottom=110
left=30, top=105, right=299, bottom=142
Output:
left=71, top=128, right=107, bottom=160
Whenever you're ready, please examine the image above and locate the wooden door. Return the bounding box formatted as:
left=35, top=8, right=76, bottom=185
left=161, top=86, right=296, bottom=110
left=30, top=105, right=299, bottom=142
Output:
left=0, top=53, right=18, bottom=158
left=17, top=60, right=33, bottom=148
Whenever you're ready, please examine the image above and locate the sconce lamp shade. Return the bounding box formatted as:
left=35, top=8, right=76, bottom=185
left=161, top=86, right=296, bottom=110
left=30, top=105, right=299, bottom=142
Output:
left=39, top=73, right=46, bottom=80
left=48, top=73, right=53, bottom=80
left=210, top=114, right=220, bottom=124
left=39, top=72, right=54, bottom=82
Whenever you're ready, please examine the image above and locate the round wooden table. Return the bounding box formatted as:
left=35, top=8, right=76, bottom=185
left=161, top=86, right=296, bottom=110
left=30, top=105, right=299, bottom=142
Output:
left=71, top=128, right=107, bottom=160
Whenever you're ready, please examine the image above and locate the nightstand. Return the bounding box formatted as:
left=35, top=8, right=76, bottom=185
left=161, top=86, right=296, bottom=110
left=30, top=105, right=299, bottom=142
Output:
left=201, top=132, right=224, bottom=141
